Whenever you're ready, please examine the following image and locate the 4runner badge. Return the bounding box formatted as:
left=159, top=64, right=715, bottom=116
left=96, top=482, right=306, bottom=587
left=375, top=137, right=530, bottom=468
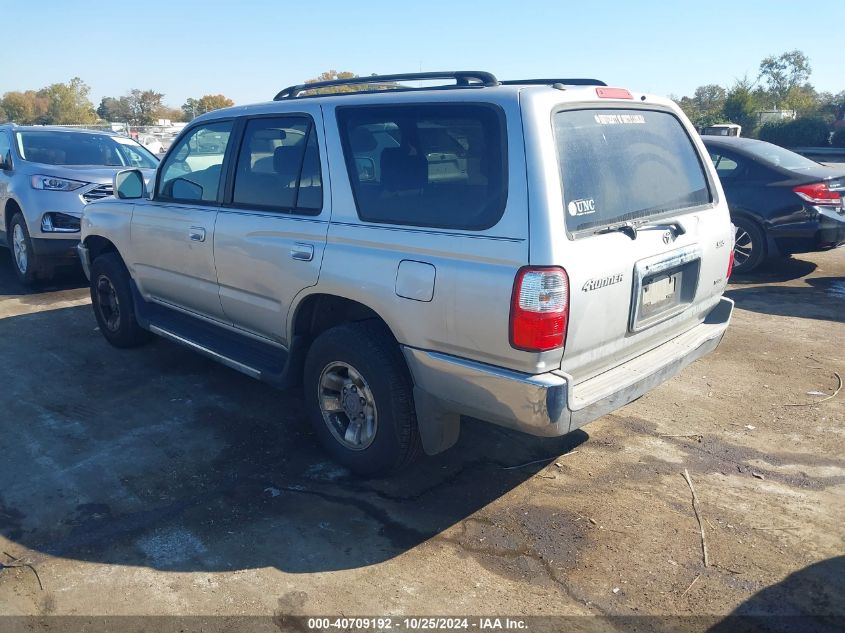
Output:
left=582, top=273, right=624, bottom=292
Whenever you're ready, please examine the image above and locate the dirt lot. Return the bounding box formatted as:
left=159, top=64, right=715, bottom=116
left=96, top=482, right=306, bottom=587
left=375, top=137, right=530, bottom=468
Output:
left=0, top=246, right=842, bottom=628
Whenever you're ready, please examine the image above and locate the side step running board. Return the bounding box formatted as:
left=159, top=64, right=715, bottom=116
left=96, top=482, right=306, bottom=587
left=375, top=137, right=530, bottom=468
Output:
left=130, top=282, right=308, bottom=388
left=148, top=324, right=263, bottom=380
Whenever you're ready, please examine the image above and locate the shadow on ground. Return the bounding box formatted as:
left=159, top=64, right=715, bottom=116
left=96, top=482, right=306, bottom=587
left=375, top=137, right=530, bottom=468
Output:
left=709, top=556, right=845, bottom=633
left=728, top=257, right=817, bottom=286
left=0, top=303, right=585, bottom=575
left=0, top=248, right=87, bottom=296
left=725, top=277, right=845, bottom=324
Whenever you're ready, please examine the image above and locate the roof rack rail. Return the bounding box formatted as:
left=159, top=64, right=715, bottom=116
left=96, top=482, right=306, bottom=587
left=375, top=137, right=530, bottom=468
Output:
left=274, top=71, right=500, bottom=100
left=500, top=78, right=607, bottom=87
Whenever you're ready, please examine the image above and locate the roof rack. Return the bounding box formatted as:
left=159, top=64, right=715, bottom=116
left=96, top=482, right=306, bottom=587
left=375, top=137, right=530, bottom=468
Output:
left=500, top=78, right=607, bottom=87
left=274, top=71, right=499, bottom=100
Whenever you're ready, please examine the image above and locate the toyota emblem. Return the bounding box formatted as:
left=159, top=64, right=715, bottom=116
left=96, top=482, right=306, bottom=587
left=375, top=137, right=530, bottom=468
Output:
left=662, top=230, right=673, bottom=244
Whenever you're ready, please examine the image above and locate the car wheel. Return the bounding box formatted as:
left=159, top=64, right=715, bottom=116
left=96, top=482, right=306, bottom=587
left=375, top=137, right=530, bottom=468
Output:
left=89, top=252, right=151, bottom=348
left=303, top=321, right=422, bottom=476
left=8, top=213, right=44, bottom=285
left=732, top=217, right=766, bottom=273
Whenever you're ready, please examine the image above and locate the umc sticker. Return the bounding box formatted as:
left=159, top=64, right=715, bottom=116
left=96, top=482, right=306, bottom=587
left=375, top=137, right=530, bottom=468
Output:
left=568, top=198, right=596, bottom=216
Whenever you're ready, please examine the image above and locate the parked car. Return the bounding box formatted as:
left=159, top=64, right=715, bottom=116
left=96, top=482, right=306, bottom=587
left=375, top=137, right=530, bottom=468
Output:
left=79, top=71, right=734, bottom=475
left=701, top=123, right=741, bottom=137
left=702, top=136, right=845, bottom=273
left=0, top=125, right=159, bottom=284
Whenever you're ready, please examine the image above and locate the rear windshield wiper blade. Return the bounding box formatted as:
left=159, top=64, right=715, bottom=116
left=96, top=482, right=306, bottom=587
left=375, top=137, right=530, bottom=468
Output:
left=595, top=221, right=637, bottom=239
left=634, top=219, right=687, bottom=237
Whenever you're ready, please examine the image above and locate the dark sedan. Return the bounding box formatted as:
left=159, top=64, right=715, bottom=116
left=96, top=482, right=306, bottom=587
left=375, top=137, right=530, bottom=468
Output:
left=702, top=136, right=845, bottom=273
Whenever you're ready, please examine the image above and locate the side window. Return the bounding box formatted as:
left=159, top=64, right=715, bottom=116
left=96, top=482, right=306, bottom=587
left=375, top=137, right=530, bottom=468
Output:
left=158, top=121, right=233, bottom=203
left=709, top=151, right=743, bottom=179
left=337, top=104, right=507, bottom=230
left=231, top=116, right=322, bottom=213
left=0, top=131, right=11, bottom=165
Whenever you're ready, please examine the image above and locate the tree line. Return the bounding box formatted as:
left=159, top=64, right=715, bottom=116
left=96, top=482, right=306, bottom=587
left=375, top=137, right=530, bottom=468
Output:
left=671, top=50, right=844, bottom=143
left=0, top=77, right=235, bottom=126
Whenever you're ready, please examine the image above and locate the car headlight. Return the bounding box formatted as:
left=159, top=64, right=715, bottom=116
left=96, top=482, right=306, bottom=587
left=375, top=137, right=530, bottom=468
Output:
left=30, top=175, right=87, bottom=191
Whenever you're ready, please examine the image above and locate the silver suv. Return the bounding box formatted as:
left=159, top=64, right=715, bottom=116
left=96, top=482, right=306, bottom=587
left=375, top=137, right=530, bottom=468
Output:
left=78, top=72, right=734, bottom=475
left=0, top=125, right=158, bottom=284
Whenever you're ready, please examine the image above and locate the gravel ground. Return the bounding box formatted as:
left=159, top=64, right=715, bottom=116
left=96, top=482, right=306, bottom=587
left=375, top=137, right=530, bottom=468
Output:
left=0, top=246, right=842, bottom=629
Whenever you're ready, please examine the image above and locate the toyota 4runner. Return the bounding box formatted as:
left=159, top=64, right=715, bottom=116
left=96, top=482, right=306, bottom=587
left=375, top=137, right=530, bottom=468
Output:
left=78, top=72, right=734, bottom=475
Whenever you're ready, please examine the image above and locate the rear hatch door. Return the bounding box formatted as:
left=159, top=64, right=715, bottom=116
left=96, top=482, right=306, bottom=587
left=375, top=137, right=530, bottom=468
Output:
left=550, top=106, right=731, bottom=383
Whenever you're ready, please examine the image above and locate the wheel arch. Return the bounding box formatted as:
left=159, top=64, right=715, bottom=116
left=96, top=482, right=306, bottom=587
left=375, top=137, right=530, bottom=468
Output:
left=290, top=292, right=396, bottom=342
left=83, top=234, right=121, bottom=264
left=4, top=198, right=23, bottom=235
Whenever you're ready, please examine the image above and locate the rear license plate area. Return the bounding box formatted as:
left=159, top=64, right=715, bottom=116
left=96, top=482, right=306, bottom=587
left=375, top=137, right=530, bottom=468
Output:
left=630, top=246, right=701, bottom=332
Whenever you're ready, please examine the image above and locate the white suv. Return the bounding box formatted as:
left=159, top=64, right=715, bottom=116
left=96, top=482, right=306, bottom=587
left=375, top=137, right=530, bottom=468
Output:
left=0, top=125, right=158, bottom=284
left=79, top=72, right=734, bottom=475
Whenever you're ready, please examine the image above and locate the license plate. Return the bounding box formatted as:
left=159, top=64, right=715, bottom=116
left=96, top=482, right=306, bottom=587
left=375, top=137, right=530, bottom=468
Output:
left=641, top=272, right=681, bottom=313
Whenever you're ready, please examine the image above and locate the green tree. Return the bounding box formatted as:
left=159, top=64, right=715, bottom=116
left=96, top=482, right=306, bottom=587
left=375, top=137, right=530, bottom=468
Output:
left=722, top=77, right=759, bottom=136
left=758, top=50, right=811, bottom=109
left=675, top=84, right=727, bottom=128
left=124, top=89, right=165, bottom=125
left=181, top=97, right=200, bottom=121
left=38, top=77, right=97, bottom=124
left=1, top=90, right=47, bottom=124
left=305, top=70, right=359, bottom=94
left=97, top=96, right=131, bottom=122
left=181, top=94, right=234, bottom=120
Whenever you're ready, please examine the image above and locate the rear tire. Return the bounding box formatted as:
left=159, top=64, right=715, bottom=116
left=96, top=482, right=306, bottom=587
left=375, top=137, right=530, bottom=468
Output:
left=732, top=217, right=766, bottom=274
left=89, top=253, right=151, bottom=348
left=303, top=321, right=421, bottom=476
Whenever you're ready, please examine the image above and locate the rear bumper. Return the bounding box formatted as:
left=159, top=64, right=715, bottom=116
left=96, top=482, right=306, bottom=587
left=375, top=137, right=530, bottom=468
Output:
left=403, top=297, right=734, bottom=438
left=771, top=209, right=845, bottom=254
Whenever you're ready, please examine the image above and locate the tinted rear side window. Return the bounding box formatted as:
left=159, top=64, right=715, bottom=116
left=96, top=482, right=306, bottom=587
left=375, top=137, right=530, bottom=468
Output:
left=554, top=109, right=711, bottom=234
left=337, top=104, right=507, bottom=230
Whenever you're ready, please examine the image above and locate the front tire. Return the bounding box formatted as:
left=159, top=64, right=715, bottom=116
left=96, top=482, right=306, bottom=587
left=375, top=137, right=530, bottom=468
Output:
left=89, top=253, right=151, bottom=348
left=303, top=321, right=421, bottom=476
left=732, top=217, right=766, bottom=274
left=8, top=213, right=45, bottom=285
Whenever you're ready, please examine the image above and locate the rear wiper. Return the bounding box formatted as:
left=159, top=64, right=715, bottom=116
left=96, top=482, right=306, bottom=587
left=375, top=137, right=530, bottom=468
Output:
left=635, top=220, right=687, bottom=238
left=595, top=221, right=638, bottom=239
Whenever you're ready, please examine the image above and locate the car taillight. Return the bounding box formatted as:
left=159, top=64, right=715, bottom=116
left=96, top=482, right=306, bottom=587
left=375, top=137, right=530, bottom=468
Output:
left=793, top=182, right=841, bottom=206
left=726, top=249, right=734, bottom=278
left=510, top=267, right=569, bottom=352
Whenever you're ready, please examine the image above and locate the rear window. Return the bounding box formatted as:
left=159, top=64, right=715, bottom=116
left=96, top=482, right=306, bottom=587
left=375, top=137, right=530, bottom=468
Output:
left=337, top=104, right=507, bottom=230
left=554, top=109, right=711, bottom=234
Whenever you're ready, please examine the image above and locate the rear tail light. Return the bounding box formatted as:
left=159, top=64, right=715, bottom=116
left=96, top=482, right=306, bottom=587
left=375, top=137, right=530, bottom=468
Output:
left=793, top=182, right=842, bottom=206
left=510, top=267, right=569, bottom=352
left=726, top=249, right=734, bottom=278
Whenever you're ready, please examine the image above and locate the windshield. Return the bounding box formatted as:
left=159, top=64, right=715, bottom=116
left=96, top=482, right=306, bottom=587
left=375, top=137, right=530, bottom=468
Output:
left=740, top=140, right=821, bottom=171
left=554, top=109, right=712, bottom=234
left=15, top=130, right=159, bottom=168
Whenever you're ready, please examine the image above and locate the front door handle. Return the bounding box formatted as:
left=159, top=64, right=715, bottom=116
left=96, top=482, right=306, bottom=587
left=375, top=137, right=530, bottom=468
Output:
left=189, top=227, right=206, bottom=242
left=290, top=242, right=314, bottom=261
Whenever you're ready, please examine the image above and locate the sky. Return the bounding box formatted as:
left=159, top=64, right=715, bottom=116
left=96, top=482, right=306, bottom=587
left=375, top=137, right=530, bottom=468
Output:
left=3, top=0, right=842, bottom=109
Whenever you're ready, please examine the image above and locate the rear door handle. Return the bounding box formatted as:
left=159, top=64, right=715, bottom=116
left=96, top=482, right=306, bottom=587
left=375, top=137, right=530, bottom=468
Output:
left=189, top=227, right=206, bottom=242
left=290, top=243, right=314, bottom=261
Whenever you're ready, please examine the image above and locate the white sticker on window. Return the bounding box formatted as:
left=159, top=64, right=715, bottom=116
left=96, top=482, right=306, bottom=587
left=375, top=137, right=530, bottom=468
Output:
left=568, top=198, right=596, bottom=216
left=593, top=114, right=646, bottom=125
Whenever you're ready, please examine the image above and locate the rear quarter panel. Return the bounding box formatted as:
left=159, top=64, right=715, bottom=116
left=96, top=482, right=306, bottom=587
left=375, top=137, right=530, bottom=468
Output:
left=289, top=91, right=563, bottom=374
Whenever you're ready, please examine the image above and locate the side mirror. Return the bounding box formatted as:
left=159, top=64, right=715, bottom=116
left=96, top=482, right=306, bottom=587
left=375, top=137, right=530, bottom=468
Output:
left=0, top=152, right=11, bottom=171
left=114, top=169, right=146, bottom=200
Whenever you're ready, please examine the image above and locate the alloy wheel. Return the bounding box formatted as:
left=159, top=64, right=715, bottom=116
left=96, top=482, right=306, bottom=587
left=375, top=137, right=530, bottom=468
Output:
left=733, top=225, right=753, bottom=268
left=95, top=274, right=121, bottom=332
left=317, top=361, right=378, bottom=451
left=12, top=224, right=28, bottom=274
